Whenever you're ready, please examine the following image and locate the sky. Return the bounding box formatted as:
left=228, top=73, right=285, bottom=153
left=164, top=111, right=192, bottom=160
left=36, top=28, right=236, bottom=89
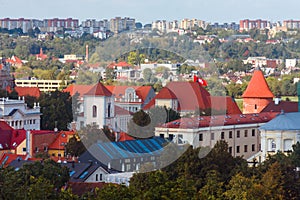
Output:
left=0, top=0, right=299, bottom=24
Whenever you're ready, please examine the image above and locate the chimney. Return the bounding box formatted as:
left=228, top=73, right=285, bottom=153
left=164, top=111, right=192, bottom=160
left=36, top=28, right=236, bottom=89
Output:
left=85, top=45, right=89, bottom=63
left=274, top=97, right=281, bottom=105
left=26, top=130, right=31, bottom=156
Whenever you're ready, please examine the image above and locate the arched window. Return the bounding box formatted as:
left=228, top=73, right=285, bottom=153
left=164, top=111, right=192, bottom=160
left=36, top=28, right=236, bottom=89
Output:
left=254, top=104, right=257, bottom=110
left=267, top=138, right=276, bottom=152
left=92, top=105, right=97, bottom=118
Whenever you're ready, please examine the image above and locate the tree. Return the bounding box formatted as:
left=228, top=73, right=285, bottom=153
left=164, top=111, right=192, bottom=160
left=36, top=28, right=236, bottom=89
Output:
left=198, top=170, right=224, bottom=199
left=143, top=68, right=153, bottom=83
left=65, top=135, right=86, bottom=157
left=0, top=159, right=69, bottom=199
left=39, top=90, right=73, bottom=130
left=15, top=66, right=33, bottom=79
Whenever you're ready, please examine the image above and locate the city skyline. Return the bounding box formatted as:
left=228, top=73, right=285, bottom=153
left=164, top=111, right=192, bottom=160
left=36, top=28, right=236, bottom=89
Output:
left=0, top=0, right=299, bottom=24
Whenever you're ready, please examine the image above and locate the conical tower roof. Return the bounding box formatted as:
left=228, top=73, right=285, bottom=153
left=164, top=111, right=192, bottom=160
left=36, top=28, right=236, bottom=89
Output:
left=242, top=69, right=274, bottom=98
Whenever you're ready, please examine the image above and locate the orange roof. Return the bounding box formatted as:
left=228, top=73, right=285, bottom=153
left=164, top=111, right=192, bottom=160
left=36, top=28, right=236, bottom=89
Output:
left=85, top=82, right=112, bottom=96
left=63, top=84, right=93, bottom=97
left=155, top=87, right=177, bottom=99
left=107, top=61, right=132, bottom=68
left=48, top=131, right=75, bottom=150
left=242, top=69, right=274, bottom=98
left=118, top=132, right=135, bottom=142
left=144, top=82, right=211, bottom=111
left=14, top=86, right=41, bottom=98
left=210, top=96, right=242, bottom=115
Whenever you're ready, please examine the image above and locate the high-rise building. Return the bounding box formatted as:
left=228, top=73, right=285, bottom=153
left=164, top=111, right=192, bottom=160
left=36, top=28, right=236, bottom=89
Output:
left=239, top=19, right=269, bottom=32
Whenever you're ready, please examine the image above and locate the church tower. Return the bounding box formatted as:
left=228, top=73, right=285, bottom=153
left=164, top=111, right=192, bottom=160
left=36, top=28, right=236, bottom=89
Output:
left=83, top=82, right=115, bottom=129
left=242, top=68, right=274, bottom=114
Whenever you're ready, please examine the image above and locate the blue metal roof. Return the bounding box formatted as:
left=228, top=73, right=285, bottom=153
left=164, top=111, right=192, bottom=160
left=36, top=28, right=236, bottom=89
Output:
left=95, top=137, right=167, bottom=160
left=259, top=112, right=300, bottom=131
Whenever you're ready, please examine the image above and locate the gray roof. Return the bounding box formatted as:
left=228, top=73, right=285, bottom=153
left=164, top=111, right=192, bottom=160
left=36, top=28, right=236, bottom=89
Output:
left=259, top=112, right=300, bottom=131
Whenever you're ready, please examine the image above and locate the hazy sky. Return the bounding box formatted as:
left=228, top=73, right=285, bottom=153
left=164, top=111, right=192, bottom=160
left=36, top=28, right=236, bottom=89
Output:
left=0, top=0, right=299, bottom=24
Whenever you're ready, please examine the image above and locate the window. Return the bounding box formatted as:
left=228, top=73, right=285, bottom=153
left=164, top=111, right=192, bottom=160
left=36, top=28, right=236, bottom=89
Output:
left=92, top=105, right=97, bottom=118
left=228, top=146, right=232, bottom=154
left=236, top=146, right=240, bottom=153
left=35, top=147, right=39, bottom=152
left=221, top=132, right=225, bottom=139
left=252, top=129, right=255, bottom=136
left=96, top=174, right=98, bottom=181
left=229, top=131, right=232, bottom=138
left=22, top=147, right=26, bottom=152
left=211, top=132, right=214, bottom=140
left=284, top=139, right=293, bottom=152
left=244, top=130, right=248, bottom=137
left=244, top=145, right=248, bottom=152
left=108, top=103, right=111, bottom=118
left=126, top=164, right=131, bottom=171
left=199, top=133, right=203, bottom=141
left=254, top=104, right=257, bottom=109
left=237, top=130, right=240, bottom=138
left=267, top=138, right=276, bottom=152
left=100, top=174, right=103, bottom=181
left=252, top=144, right=255, bottom=152
left=159, top=134, right=165, bottom=138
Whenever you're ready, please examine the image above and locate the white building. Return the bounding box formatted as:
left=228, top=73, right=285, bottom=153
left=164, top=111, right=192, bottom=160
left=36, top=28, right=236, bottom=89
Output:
left=155, top=112, right=277, bottom=159
left=83, top=82, right=115, bottom=129
left=0, top=97, right=41, bottom=130
left=254, top=112, right=300, bottom=162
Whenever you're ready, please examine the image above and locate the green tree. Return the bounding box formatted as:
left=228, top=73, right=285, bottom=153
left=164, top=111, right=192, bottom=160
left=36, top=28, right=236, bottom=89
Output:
left=39, top=90, right=73, bottom=130
left=143, top=68, right=153, bottom=83
left=65, top=135, right=86, bottom=157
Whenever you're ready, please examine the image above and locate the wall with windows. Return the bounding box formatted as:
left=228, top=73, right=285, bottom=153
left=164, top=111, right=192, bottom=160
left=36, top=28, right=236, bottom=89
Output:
left=260, top=130, right=300, bottom=161
left=155, top=124, right=263, bottom=159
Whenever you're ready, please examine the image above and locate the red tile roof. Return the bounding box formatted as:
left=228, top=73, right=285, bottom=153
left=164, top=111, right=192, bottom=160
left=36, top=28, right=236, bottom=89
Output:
left=63, top=84, right=93, bottom=97
left=144, top=82, right=211, bottom=111
left=242, top=69, right=274, bottom=98
left=85, top=82, right=112, bottom=97
left=107, top=61, right=132, bottom=68
left=14, top=86, right=41, bottom=98
left=160, top=112, right=278, bottom=129
left=210, top=96, right=242, bottom=115
left=48, top=131, right=75, bottom=150
left=30, top=130, right=58, bottom=154
left=156, top=87, right=177, bottom=99
left=0, top=121, right=26, bottom=151
left=118, top=132, right=135, bottom=142
left=261, top=101, right=298, bottom=113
